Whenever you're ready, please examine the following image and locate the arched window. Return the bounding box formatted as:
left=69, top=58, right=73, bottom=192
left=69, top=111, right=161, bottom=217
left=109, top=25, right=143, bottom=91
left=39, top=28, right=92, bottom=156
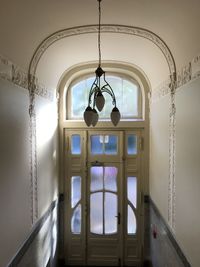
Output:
left=66, top=74, right=142, bottom=120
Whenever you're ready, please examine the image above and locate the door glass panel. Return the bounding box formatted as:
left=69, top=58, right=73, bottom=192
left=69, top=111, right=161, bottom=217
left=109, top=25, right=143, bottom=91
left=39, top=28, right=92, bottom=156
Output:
left=71, top=204, right=81, bottom=234
left=71, top=135, right=81, bottom=154
left=105, top=135, right=118, bottom=155
left=90, top=167, right=103, bottom=192
left=127, top=134, right=137, bottom=155
left=91, top=135, right=103, bottom=154
left=127, top=205, right=136, bottom=234
left=71, top=176, right=81, bottom=208
left=90, top=192, right=103, bottom=234
left=127, top=177, right=137, bottom=208
left=104, top=167, right=117, bottom=192
left=90, top=134, right=118, bottom=155
left=105, top=193, right=117, bottom=234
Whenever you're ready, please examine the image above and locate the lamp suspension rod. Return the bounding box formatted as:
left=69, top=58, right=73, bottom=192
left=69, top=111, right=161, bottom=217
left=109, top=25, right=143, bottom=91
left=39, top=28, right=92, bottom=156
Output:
left=98, top=0, right=102, bottom=67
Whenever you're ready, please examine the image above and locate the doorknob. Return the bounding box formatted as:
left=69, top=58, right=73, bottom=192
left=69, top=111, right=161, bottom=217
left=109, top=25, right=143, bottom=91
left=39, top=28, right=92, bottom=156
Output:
left=115, top=212, right=121, bottom=224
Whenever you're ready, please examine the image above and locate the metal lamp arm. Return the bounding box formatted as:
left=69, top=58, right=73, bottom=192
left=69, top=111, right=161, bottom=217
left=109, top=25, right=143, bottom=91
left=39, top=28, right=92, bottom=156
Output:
left=88, top=77, right=98, bottom=105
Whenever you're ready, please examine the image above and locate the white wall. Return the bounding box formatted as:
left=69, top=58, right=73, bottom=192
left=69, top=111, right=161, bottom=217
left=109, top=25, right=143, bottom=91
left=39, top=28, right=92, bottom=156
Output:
left=149, top=77, right=200, bottom=267
left=175, top=78, right=200, bottom=267
left=36, top=95, right=58, bottom=217
left=0, top=78, right=59, bottom=267
left=0, top=79, right=31, bottom=267
left=150, top=95, right=169, bottom=220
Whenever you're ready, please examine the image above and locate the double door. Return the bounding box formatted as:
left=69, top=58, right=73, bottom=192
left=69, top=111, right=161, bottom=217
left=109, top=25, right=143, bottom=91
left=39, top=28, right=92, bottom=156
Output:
left=64, top=130, right=143, bottom=266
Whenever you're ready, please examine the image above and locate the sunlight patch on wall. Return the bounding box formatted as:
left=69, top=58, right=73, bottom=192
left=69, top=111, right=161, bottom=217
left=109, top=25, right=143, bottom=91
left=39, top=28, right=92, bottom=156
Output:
left=37, top=101, right=57, bottom=147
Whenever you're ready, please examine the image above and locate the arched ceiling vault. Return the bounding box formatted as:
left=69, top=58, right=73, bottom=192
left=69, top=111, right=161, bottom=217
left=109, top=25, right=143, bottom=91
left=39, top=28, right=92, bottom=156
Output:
left=33, top=25, right=175, bottom=91
left=0, top=0, right=199, bottom=91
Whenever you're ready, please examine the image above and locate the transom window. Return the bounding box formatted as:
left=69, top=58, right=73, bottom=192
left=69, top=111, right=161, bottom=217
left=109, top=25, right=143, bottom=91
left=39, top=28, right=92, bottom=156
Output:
left=67, top=74, right=142, bottom=120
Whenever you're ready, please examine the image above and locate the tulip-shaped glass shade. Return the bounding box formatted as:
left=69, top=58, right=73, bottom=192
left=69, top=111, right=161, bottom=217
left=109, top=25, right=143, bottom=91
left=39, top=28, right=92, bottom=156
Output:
left=111, top=107, right=121, bottom=126
left=92, top=108, right=99, bottom=126
left=84, top=106, right=94, bottom=126
left=95, top=91, right=105, bottom=111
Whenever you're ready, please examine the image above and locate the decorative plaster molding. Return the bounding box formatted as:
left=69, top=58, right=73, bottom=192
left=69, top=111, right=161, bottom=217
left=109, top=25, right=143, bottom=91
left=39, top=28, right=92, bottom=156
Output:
left=191, top=55, right=200, bottom=79
left=28, top=74, right=38, bottom=223
left=176, top=62, right=192, bottom=88
left=12, top=65, right=29, bottom=89
left=35, top=79, right=54, bottom=101
left=151, top=52, right=200, bottom=102
left=168, top=85, right=176, bottom=232
left=151, top=78, right=171, bottom=103
left=0, top=54, right=54, bottom=101
left=0, top=55, right=12, bottom=81
left=28, top=24, right=176, bottom=77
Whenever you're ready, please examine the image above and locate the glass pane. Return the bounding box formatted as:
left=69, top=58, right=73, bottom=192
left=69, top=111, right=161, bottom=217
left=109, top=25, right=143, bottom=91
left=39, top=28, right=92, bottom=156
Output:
left=104, top=167, right=117, bottom=192
left=90, top=192, right=103, bottom=234
left=71, top=78, right=93, bottom=118
left=127, top=177, right=137, bottom=208
left=70, top=75, right=140, bottom=120
left=127, top=205, right=136, bottom=234
left=91, top=135, right=103, bottom=154
left=105, top=135, right=118, bottom=155
left=99, top=89, right=115, bottom=118
left=71, top=176, right=81, bottom=208
left=90, top=167, right=103, bottom=192
left=105, top=193, right=117, bottom=234
left=71, top=204, right=81, bottom=234
left=127, top=134, right=137, bottom=155
left=71, top=80, right=87, bottom=118
left=71, top=135, right=81, bottom=154
left=122, top=80, right=138, bottom=117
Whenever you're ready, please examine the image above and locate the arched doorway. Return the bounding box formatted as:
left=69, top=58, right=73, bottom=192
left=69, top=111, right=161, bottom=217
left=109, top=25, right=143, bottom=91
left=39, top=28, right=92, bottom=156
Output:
left=58, top=63, right=150, bottom=266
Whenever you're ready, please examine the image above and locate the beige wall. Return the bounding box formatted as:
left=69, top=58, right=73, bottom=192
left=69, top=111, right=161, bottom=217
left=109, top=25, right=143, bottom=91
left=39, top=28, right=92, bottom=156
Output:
left=175, top=78, right=200, bottom=267
left=36, top=95, right=58, bottom=217
left=149, top=77, right=200, bottom=267
left=0, top=79, right=31, bottom=267
left=0, top=78, right=59, bottom=267
left=149, top=95, right=169, bottom=220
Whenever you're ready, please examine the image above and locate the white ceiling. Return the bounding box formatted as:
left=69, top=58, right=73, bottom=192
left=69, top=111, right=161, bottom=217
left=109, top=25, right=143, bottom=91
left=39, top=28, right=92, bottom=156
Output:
left=0, top=0, right=199, bottom=90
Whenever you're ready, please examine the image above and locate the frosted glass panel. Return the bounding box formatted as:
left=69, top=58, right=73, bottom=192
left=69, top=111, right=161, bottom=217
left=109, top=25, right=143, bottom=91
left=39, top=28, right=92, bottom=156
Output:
left=127, top=135, right=137, bottom=155
left=71, top=135, right=81, bottom=154
left=91, top=135, right=103, bottom=154
left=90, top=167, right=103, bottom=192
left=127, top=177, right=137, bottom=208
left=71, top=204, right=81, bottom=234
left=71, top=176, right=81, bottom=208
left=90, top=193, right=103, bottom=234
left=105, top=193, right=117, bottom=234
left=105, top=135, right=118, bottom=155
left=127, top=205, right=136, bottom=234
left=104, top=167, right=117, bottom=192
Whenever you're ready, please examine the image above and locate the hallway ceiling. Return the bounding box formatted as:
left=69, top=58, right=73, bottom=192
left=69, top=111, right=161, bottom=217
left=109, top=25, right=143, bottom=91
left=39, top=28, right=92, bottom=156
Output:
left=0, top=0, right=200, bottom=90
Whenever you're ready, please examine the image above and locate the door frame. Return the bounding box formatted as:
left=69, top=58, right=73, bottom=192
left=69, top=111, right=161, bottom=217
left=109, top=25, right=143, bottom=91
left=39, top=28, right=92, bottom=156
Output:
left=63, top=128, right=145, bottom=266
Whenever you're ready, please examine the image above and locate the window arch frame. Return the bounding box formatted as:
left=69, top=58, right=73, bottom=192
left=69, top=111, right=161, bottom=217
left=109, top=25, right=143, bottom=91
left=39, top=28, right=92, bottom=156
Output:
left=65, top=71, right=144, bottom=122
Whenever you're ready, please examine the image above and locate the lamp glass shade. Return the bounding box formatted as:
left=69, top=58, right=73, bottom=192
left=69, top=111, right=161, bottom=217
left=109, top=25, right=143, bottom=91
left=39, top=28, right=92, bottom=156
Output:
left=95, top=91, right=105, bottom=111
left=84, top=106, right=93, bottom=126
left=91, top=108, right=99, bottom=126
left=111, top=107, right=121, bottom=126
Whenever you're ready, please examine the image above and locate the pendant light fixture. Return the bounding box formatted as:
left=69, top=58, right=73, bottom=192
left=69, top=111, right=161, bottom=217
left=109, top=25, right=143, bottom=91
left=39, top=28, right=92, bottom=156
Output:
left=83, top=0, right=121, bottom=127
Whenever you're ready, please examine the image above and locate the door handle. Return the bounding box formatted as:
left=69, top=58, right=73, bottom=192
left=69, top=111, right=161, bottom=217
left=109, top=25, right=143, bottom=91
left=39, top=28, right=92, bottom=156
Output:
left=115, top=212, right=121, bottom=225
left=91, top=160, right=104, bottom=166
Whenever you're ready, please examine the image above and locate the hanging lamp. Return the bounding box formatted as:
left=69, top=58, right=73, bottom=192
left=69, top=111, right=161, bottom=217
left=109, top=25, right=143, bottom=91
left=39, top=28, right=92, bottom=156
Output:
left=83, top=0, right=121, bottom=127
